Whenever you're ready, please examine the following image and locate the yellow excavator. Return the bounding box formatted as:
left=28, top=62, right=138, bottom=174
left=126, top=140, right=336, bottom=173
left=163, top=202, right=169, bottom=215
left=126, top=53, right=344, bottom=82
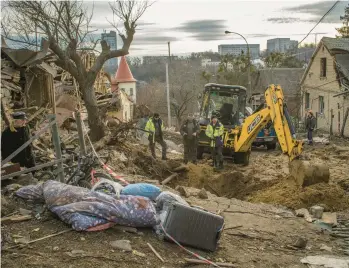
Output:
left=197, top=83, right=303, bottom=165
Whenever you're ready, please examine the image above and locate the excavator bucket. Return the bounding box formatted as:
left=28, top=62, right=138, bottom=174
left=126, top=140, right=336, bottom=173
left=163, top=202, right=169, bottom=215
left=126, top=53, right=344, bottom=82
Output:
left=289, top=159, right=330, bottom=187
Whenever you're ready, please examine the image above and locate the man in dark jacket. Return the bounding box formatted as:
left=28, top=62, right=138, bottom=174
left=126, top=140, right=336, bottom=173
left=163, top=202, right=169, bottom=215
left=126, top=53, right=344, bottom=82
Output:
left=145, top=113, right=167, bottom=160
left=180, top=113, right=200, bottom=164
left=305, top=110, right=316, bottom=145
left=1, top=112, right=36, bottom=169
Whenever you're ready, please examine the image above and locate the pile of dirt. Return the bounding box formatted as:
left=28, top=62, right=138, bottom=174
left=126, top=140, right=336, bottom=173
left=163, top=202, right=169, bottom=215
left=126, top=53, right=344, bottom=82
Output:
left=248, top=177, right=349, bottom=211
left=1, top=195, right=17, bottom=217
left=182, top=163, right=279, bottom=199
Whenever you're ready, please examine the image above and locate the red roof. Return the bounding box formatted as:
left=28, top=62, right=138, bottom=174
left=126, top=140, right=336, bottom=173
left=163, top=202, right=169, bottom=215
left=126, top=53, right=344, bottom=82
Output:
left=114, top=56, right=136, bottom=83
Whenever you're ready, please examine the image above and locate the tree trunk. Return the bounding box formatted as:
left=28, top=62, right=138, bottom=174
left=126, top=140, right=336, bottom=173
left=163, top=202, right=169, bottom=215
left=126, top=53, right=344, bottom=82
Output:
left=341, top=107, right=349, bottom=137
left=82, top=83, right=105, bottom=141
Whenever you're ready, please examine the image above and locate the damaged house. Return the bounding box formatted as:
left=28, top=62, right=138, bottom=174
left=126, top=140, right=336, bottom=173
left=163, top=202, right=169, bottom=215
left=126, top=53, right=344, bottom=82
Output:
left=1, top=38, right=57, bottom=110
left=300, top=37, right=349, bottom=136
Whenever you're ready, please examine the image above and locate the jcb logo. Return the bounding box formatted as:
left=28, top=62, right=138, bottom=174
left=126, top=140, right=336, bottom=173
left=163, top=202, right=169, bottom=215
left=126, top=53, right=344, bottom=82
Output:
left=247, top=114, right=261, bottom=134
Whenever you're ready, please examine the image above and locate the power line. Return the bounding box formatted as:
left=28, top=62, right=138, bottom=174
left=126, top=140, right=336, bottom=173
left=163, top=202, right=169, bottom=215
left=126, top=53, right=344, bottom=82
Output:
left=298, top=1, right=341, bottom=47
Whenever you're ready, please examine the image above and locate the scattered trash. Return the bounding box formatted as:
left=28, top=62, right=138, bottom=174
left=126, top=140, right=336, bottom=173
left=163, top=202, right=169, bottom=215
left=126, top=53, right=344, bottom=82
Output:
left=53, top=246, right=59, bottom=251
left=321, top=212, right=338, bottom=226
left=91, top=178, right=124, bottom=198
left=110, top=240, right=132, bottom=252
left=132, top=250, right=146, bottom=257
left=80, top=237, right=85, bottom=241
left=32, top=228, right=40, bottom=232
left=310, top=205, right=324, bottom=219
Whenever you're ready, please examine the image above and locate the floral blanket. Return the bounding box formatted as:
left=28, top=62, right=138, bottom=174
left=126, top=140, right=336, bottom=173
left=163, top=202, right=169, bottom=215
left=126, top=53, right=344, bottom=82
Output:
left=16, top=180, right=157, bottom=231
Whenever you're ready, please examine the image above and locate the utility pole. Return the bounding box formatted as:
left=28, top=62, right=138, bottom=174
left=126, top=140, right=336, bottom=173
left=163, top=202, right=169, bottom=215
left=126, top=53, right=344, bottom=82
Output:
left=166, top=42, right=171, bottom=128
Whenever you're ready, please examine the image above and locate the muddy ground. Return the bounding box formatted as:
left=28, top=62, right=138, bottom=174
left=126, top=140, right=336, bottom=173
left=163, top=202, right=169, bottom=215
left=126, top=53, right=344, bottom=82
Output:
left=2, top=134, right=349, bottom=267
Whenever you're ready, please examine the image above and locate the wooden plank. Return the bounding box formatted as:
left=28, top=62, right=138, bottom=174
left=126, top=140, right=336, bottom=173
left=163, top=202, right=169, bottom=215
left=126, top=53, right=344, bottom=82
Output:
left=1, top=215, right=32, bottom=224
left=184, top=258, right=236, bottom=267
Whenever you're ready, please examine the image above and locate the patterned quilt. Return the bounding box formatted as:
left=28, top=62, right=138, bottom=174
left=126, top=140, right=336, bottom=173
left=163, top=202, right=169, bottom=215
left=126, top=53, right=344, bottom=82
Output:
left=16, top=180, right=157, bottom=231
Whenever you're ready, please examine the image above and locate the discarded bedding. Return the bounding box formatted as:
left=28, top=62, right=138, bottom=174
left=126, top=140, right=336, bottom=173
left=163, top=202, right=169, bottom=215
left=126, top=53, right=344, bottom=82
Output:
left=16, top=180, right=157, bottom=231
left=121, top=183, right=161, bottom=201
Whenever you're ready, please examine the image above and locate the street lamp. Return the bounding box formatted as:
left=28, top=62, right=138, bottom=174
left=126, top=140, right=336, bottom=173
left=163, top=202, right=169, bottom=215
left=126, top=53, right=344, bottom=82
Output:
left=224, top=31, right=252, bottom=97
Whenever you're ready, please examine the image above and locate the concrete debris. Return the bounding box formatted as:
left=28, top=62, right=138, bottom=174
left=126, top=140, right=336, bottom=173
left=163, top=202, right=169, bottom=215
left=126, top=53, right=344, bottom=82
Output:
left=310, top=206, right=324, bottom=219
left=110, top=240, right=132, bottom=252
left=312, top=137, right=330, bottom=144
left=320, top=244, right=332, bottom=252
left=295, top=208, right=313, bottom=223
left=175, top=186, right=190, bottom=198
left=198, top=188, right=208, bottom=199
left=292, top=237, right=308, bottom=249
left=300, top=255, right=349, bottom=268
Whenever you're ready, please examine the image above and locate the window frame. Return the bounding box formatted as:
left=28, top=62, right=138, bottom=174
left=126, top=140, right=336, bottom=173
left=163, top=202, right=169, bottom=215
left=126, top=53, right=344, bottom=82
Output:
left=319, top=95, right=325, bottom=114
left=320, top=57, right=327, bottom=78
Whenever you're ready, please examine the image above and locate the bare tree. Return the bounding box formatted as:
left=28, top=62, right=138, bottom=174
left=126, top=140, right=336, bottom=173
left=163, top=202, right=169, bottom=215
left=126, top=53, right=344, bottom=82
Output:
left=169, top=64, right=200, bottom=129
left=1, top=0, right=152, bottom=141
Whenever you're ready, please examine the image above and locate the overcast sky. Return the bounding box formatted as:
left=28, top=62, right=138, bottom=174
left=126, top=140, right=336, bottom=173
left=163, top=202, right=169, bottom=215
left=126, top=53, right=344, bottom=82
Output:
left=88, top=0, right=346, bottom=56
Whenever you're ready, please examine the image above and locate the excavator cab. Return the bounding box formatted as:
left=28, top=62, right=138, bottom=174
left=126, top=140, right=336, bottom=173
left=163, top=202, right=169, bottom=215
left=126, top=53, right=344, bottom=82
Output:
left=197, top=83, right=247, bottom=158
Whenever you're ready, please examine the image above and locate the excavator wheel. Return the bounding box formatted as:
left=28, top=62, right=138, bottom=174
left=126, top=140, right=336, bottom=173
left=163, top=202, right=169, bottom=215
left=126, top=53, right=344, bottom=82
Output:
left=233, top=151, right=250, bottom=166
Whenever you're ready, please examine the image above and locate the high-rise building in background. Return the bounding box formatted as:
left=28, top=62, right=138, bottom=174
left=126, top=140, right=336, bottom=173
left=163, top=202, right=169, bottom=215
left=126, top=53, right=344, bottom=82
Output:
left=101, top=30, right=118, bottom=74
left=218, top=44, right=260, bottom=59
left=267, top=38, right=298, bottom=53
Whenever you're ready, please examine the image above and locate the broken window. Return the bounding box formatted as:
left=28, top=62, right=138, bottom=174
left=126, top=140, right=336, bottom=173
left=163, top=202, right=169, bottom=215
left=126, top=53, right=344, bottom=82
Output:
left=305, top=92, right=310, bottom=109
left=319, top=96, right=324, bottom=114
left=320, top=58, right=327, bottom=77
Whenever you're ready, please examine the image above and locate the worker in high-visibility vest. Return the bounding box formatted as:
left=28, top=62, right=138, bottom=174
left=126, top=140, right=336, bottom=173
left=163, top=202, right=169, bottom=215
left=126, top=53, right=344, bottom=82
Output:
left=145, top=113, right=167, bottom=160
left=205, top=113, right=224, bottom=170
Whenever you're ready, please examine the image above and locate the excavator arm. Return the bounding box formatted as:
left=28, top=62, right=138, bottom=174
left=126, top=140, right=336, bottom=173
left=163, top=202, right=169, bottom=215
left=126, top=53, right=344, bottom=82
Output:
left=233, top=84, right=303, bottom=161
